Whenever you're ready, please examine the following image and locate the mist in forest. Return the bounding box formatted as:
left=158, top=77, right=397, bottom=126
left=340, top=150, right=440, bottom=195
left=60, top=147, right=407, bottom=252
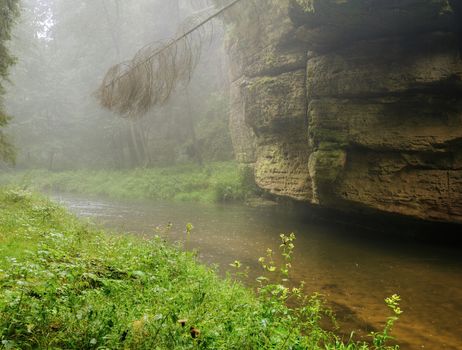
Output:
left=5, top=0, right=232, bottom=170
left=2, top=1, right=462, bottom=349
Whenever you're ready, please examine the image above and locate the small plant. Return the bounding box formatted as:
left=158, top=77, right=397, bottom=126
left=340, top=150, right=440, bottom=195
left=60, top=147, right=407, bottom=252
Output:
left=253, top=232, right=402, bottom=349
left=154, top=222, right=174, bottom=236
left=4, top=188, right=31, bottom=203
left=371, top=294, right=403, bottom=349
left=256, top=233, right=297, bottom=294
left=185, top=223, right=194, bottom=250
left=228, top=260, right=249, bottom=280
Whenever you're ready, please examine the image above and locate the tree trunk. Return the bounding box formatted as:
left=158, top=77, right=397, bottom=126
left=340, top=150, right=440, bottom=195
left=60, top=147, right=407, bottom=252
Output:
left=126, top=124, right=140, bottom=167
left=185, top=91, right=203, bottom=166
left=128, top=120, right=143, bottom=167
left=48, top=151, right=55, bottom=171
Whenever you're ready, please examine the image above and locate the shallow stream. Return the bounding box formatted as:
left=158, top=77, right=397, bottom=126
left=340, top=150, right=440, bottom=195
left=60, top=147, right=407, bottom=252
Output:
left=51, top=193, right=462, bottom=350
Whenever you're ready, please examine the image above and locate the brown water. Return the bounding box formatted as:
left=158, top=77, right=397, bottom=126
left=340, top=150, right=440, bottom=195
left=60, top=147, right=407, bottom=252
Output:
left=51, top=193, right=462, bottom=350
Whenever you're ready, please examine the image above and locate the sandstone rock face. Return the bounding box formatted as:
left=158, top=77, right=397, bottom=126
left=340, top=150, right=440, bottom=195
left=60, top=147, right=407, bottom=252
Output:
left=226, top=0, right=462, bottom=224
left=229, top=79, right=257, bottom=164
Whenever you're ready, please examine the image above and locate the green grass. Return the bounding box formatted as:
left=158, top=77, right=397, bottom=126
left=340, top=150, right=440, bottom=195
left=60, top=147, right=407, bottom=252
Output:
left=0, top=188, right=401, bottom=349
left=0, top=162, right=259, bottom=203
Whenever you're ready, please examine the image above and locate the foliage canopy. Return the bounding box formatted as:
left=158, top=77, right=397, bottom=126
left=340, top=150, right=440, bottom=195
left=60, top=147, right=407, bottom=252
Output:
left=0, top=0, right=19, bottom=164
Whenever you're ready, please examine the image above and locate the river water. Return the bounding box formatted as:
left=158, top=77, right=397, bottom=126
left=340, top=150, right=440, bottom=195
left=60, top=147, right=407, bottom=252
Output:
left=51, top=193, right=462, bottom=350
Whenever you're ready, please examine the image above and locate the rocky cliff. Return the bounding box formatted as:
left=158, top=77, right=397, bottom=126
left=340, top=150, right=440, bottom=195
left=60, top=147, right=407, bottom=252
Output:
left=226, top=0, right=462, bottom=224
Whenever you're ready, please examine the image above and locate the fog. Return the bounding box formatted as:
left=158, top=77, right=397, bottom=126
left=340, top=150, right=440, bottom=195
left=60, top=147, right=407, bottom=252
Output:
left=5, top=0, right=231, bottom=170
left=1, top=1, right=462, bottom=349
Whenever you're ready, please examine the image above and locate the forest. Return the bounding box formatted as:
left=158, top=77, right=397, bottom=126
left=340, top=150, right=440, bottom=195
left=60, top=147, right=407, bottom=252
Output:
left=1, top=1, right=462, bottom=349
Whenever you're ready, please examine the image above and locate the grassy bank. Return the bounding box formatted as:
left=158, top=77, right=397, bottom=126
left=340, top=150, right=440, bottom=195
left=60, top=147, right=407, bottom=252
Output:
left=0, top=188, right=401, bottom=349
left=0, top=162, right=258, bottom=203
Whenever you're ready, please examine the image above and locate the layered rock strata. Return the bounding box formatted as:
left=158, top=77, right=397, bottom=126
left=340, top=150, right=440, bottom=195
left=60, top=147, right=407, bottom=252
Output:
left=227, top=0, right=462, bottom=223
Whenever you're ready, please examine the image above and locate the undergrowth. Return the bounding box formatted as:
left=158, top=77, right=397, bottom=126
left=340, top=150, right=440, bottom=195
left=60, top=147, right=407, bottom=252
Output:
left=0, top=188, right=401, bottom=349
left=0, top=162, right=259, bottom=203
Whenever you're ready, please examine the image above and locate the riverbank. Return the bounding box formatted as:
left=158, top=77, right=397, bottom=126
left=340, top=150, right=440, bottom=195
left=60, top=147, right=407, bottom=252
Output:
left=0, top=188, right=401, bottom=349
left=0, top=162, right=259, bottom=203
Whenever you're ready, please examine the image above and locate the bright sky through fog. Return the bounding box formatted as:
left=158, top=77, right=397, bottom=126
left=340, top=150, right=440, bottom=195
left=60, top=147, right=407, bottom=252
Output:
left=35, top=0, right=53, bottom=40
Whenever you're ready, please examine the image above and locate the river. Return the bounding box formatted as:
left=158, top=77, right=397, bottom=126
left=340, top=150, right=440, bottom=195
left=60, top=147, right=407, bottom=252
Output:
left=51, top=193, right=462, bottom=350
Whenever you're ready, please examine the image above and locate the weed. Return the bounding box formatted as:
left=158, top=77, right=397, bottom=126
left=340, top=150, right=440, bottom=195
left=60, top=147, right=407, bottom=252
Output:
left=0, top=188, right=401, bottom=349
left=0, top=162, right=257, bottom=203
